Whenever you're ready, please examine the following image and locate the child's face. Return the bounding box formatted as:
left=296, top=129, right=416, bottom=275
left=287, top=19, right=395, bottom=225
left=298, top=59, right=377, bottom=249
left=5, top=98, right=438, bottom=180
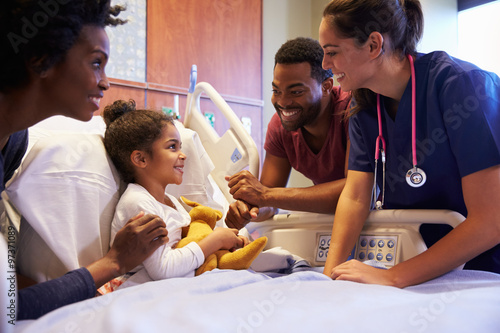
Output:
left=148, top=123, right=186, bottom=186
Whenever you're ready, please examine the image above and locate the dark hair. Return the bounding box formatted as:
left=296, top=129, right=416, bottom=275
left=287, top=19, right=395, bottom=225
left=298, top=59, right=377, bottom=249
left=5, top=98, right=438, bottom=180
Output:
left=323, top=0, right=423, bottom=114
left=274, top=37, right=333, bottom=84
left=102, top=99, right=175, bottom=184
left=0, top=0, right=126, bottom=93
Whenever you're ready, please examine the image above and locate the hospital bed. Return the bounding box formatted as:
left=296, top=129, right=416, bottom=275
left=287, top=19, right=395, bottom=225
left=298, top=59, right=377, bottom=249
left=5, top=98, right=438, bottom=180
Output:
left=1, top=67, right=500, bottom=332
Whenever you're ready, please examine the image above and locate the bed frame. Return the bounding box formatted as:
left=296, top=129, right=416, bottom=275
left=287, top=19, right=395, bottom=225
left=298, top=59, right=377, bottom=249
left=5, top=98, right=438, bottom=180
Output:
left=183, top=65, right=260, bottom=205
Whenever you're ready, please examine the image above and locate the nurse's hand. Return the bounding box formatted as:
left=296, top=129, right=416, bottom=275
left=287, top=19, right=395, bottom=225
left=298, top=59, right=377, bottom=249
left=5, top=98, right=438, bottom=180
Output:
left=330, top=260, right=397, bottom=287
left=225, top=200, right=259, bottom=230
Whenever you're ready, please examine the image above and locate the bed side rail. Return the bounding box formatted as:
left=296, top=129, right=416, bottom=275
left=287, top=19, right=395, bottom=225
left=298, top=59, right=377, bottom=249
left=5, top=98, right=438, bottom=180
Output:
left=183, top=65, right=260, bottom=204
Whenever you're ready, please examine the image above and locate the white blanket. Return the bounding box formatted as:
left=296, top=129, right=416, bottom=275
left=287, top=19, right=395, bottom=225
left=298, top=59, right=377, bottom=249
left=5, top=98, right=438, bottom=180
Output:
left=14, top=269, right=500, bottom=332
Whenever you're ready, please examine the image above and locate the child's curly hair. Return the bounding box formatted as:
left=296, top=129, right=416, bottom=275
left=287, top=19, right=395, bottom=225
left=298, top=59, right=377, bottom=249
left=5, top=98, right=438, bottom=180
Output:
left=102, top=99, right=175, bottom=184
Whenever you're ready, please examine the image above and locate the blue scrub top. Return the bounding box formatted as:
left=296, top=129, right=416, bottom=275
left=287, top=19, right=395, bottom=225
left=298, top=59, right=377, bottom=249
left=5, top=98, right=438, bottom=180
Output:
left=0, top=129, right=28, bottom=192
left=348, top=51, right=500, bottom=272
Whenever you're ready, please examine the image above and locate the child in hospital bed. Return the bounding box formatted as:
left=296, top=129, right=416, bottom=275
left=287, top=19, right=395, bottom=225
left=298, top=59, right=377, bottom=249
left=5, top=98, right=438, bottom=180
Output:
left=100, top=99, right=247, bottom=291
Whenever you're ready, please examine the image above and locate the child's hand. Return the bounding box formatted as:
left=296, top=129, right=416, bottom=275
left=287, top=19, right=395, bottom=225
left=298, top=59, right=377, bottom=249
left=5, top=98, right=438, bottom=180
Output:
left=228, top=235, right=250, bottom=252
left=198, top=228, right=249, bottom=258
left=211, top=227, right=243, bottom=251
left=237, top=235, right=250, bottom=248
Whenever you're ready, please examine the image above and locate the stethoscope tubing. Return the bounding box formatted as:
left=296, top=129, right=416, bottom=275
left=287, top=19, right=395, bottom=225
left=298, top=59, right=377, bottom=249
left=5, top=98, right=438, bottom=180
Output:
left=373, top=54, right=425, bottom=210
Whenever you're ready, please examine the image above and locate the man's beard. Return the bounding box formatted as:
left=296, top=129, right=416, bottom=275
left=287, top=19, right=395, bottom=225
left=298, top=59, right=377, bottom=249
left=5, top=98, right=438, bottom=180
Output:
left=276, top=99, right=322, bottom=131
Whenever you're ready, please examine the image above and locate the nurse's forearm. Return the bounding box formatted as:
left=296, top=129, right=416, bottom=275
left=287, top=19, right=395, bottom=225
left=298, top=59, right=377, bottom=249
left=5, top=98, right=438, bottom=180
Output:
left=262, top=178, right=346, bottom=214
left=389, top=217, right=500, bottom=288
left=323, top=195, right=370, bottom=276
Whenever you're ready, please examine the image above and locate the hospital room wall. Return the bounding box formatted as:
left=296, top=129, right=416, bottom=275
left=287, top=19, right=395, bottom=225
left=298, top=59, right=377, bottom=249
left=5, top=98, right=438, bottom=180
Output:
left=100, top=0, right=264, bottom=160
left=262, top=0, right=458, bottom=188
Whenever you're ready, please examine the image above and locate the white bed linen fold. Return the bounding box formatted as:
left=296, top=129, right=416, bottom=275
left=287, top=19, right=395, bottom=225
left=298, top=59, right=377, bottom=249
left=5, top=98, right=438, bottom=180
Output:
left=13, top=269, right=500, bottom=333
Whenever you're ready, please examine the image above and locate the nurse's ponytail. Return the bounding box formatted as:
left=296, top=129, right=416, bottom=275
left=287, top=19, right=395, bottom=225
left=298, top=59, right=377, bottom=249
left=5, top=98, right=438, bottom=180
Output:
left=322, top=0, right=424, bottom=114
left=401, top=0, right=424, bottom=57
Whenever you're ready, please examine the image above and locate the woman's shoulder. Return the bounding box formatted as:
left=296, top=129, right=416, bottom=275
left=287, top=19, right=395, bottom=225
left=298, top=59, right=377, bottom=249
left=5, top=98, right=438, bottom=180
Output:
left=418, top=51, right=491, bottom=79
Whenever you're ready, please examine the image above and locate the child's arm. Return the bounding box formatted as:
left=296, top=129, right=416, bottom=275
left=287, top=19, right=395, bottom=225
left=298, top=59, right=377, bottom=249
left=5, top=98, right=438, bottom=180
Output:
left=197, top=227, right=245, bottom=257
left=142, top=228, right=243, bottom=280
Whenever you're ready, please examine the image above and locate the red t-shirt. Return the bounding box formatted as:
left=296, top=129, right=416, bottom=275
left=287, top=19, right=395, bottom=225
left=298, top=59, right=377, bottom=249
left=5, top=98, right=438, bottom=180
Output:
left=264, top=87, right=351, bottom=185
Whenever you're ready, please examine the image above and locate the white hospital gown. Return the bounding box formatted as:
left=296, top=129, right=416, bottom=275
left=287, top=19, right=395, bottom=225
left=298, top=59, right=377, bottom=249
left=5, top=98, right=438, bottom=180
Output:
left=110, top=183, right=204, bottom=280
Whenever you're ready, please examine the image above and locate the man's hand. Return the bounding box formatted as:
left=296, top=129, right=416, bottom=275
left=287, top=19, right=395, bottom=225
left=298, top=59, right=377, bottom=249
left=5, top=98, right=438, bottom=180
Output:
left=225, top=171, right=268, bottom=207
left=225, top=200, right=259, bottom=229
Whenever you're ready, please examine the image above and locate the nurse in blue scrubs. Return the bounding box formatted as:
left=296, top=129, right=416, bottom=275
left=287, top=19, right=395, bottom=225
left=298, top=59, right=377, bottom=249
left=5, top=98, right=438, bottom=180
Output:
left=319, top=0, right=500, bottom=287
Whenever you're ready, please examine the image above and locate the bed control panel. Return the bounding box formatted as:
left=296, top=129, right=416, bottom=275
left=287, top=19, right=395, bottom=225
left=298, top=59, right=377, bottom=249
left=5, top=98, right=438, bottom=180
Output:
left=353, top=235, right=399, bottom=266
left=316, top=234, right=331, bottom=262
left=248, top=210, right=437, bottom=268
left=315, top=233, right=400, bottom=268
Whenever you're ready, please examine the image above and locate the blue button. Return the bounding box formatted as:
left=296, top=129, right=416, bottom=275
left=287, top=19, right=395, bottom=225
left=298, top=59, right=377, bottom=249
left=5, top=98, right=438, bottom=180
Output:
left=388, top=240, right=395, bottom=248
left=369, top=239, right=376, bottom=248
left=376, top=253, right=383, bottom=261
left=360, top=238, right=367, bottom=247
left=386, top=253, right=393, bottom=262
left=318, top=251, right=324, bottom=258
left=378, top=240, right=385, bottom=248
left=358, top=252, right=366, bottom=260
left=368, top=252, right=375, bottom=260
left=320, top=239, right=326, bottom=246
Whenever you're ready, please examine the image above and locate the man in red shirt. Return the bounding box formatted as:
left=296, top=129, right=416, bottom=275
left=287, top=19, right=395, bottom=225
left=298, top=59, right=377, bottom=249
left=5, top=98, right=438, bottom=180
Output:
left=225, top=37, right=351, bottom=229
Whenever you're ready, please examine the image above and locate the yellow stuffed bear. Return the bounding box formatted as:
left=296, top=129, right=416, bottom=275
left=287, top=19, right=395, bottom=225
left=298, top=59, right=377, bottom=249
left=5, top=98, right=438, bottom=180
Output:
left=176, top=197, right=267, bottom=276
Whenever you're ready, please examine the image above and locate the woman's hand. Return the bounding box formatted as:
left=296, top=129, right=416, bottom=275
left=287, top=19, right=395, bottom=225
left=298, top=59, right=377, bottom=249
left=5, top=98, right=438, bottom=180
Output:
left=87, top=212, right=168, bottom=288
left=110, top=212, right=168, bottom=272
left=330, top=260, right=397, bottom=287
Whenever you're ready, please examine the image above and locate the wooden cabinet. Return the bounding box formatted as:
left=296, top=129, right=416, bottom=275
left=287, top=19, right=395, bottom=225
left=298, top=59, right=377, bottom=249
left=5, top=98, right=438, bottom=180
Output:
left=101, top=0, right=263, bottom=155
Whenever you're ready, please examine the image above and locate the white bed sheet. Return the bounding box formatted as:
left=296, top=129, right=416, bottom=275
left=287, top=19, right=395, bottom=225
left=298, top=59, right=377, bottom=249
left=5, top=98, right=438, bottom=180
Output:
left=13, top=268, right=500, bottom=332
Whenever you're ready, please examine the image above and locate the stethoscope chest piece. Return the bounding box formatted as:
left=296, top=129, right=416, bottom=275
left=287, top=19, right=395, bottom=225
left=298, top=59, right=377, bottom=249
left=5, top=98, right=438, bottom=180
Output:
left=406, top=167, right=426, bottom=188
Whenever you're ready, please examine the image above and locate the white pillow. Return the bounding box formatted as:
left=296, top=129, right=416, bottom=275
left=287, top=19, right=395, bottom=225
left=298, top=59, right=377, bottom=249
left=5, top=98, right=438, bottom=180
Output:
left=7, top=133, right=121, bottom=282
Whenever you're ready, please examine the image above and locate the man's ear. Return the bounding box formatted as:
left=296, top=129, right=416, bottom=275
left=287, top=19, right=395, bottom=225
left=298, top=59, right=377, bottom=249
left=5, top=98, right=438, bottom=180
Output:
left=367, top=31, right=384, bottom=60
left=131, top=150, right=148, bottom=168
left=322, top=77, right=334, bottom=95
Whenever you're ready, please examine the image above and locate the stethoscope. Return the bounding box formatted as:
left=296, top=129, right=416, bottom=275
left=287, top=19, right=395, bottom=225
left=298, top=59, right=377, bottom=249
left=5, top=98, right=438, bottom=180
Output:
left=372, top=54, right=426, bottom=210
